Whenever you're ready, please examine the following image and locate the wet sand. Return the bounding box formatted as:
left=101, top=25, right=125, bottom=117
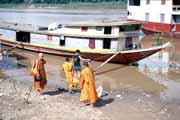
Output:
left=1, top=35, right=180, bottom=119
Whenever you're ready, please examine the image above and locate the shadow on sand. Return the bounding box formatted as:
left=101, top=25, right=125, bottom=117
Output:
left=95, top=65, right=127, bottom=75
left=95, top=98, right=114, bottom=107
left=42, top=88, right=114, bottom=107
left=42, top=87, right=80, bottom=96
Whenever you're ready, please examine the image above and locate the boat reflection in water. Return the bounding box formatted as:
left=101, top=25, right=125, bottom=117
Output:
left=138, top=49, right=180, bottom=103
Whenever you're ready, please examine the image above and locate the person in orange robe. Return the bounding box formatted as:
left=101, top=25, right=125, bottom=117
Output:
left=32, top=53, right=47, bottom=93
left=79, top=61, right=98, bottom=106
left=62, top=57, right=74, bottom=93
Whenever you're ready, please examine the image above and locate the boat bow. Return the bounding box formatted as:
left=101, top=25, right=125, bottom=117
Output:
left=110, top=42, right=172, bottom=64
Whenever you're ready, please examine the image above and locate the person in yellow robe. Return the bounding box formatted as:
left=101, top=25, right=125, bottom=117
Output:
left=79, top=61, right=98, bottom=106
left=62, top=57, right=74, bottom=93
left=32, top=53, right=47, bottom=93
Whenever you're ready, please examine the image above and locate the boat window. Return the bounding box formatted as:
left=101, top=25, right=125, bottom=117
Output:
left=103, top=38, right=111, bottom=49
left=38, top=27, right=48, bottom=31
left=161, top=0, right=166, bottom=5
left=96, top=26, right=103, bottom=31
left=172, top=15, right=180, bottom=23
left=47, top=35, right=52, bottom=40
left=146, top=0, right=150, bottom=5
left=160, top=14, right=165, bottom=23
left=119, top=26, right=126, bottom=32
left=176, top=15, right=180, bottom=23
left=145, top=13, right=150, bottom=22
left=60, top=39, right=65, bottom=46
left=60, top=36, right=65, bottom=46
left=119, top=24, right=140, bottom=32
left=81, top=27, right=88, bottom=32
left=128, top=11, right=130, bottom=16
left=129, top=0, right=140, bottom=6
left=89, top=38, right=95, bottom=49
left=16, top=31, right=30, bottom=43
left=173, top=0, right=180, bottom=5
left=104, top=27, right=112, bottom=34
left=125, top=37, right=133, bottom=49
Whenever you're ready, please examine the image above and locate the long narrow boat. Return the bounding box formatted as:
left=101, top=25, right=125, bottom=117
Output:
left=0, top=20, right=170, bottom=64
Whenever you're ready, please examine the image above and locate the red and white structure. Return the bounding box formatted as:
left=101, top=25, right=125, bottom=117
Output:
left=127, top=0, right=180, bottom=37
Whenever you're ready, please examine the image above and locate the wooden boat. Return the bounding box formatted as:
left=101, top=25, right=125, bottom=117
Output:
left=0, top=20, right=171, bottom=64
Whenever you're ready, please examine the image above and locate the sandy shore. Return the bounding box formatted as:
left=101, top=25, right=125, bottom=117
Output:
left=0, top=48, right=180, bottom=120
left=0, top=78, right=109, bottom=120
left=0, top=76, right=180, bottom=120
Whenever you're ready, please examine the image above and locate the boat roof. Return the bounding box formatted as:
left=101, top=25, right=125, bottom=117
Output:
left=0, top=20, right=141, bottom=38
left=0, top=21, right=54, bottom=35
left=64, top=20, right=142, bottom=27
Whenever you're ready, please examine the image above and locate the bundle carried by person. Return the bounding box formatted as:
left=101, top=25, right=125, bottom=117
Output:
left=30, top=60, right=42, bottom=82
left=30, top=60, right=38, bottom=76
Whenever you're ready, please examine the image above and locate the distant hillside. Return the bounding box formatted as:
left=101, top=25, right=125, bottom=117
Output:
left=0, top=0, right=127, bottom=9
left=0, top=0, right=127, bottom=4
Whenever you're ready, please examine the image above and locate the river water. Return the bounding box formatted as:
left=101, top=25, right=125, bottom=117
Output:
left=0, top=8, right=180, bottom=104
left=0, top=8, right=127, bottom=26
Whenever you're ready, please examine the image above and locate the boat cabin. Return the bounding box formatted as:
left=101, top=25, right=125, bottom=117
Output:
left=50, top=20, right=142, bottom=51
left=128, top=0, right=180, bottom=34
left=0, top=20, right=142, bottom=53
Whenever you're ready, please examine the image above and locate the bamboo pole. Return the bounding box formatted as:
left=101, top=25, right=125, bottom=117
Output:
left=7, top=42, right=22, bottom=52
left=93, top=50, right=121, bottom=71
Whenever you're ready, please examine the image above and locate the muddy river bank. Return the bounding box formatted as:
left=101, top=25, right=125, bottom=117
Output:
left=1, top=76, right=180, bottom=120
left=0, top=35, right=180, bottom=120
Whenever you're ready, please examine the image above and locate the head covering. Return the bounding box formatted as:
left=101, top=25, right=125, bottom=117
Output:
left=83, top=60, right=89, bottom=66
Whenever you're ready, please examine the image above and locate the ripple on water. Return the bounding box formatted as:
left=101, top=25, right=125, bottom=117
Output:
left=0, top=53, right=29, bottom=70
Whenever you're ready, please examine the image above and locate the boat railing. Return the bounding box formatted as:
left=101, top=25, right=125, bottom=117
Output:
left=173, top=5, right=180, bottom=12
left=122, top=43, right=142, bottom=51
left=119, top=30, right=140, bottom=36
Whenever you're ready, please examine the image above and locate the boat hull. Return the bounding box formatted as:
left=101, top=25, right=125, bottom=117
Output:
left=128, top=19, right=180, bottom=38
left=142, top=28, right=180, bottom=38
left=141, top=22, right=180, bottom=38
left=0, top=38, right=169, bottom=64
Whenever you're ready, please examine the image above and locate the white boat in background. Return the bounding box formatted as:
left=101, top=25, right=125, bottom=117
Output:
left=0, top=20, right=170, bottom=64
left=127, top=0, right=180, bottom=37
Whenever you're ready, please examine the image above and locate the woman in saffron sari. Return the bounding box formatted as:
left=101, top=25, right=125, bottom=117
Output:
left=32, top=53, right=47, bottom=93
